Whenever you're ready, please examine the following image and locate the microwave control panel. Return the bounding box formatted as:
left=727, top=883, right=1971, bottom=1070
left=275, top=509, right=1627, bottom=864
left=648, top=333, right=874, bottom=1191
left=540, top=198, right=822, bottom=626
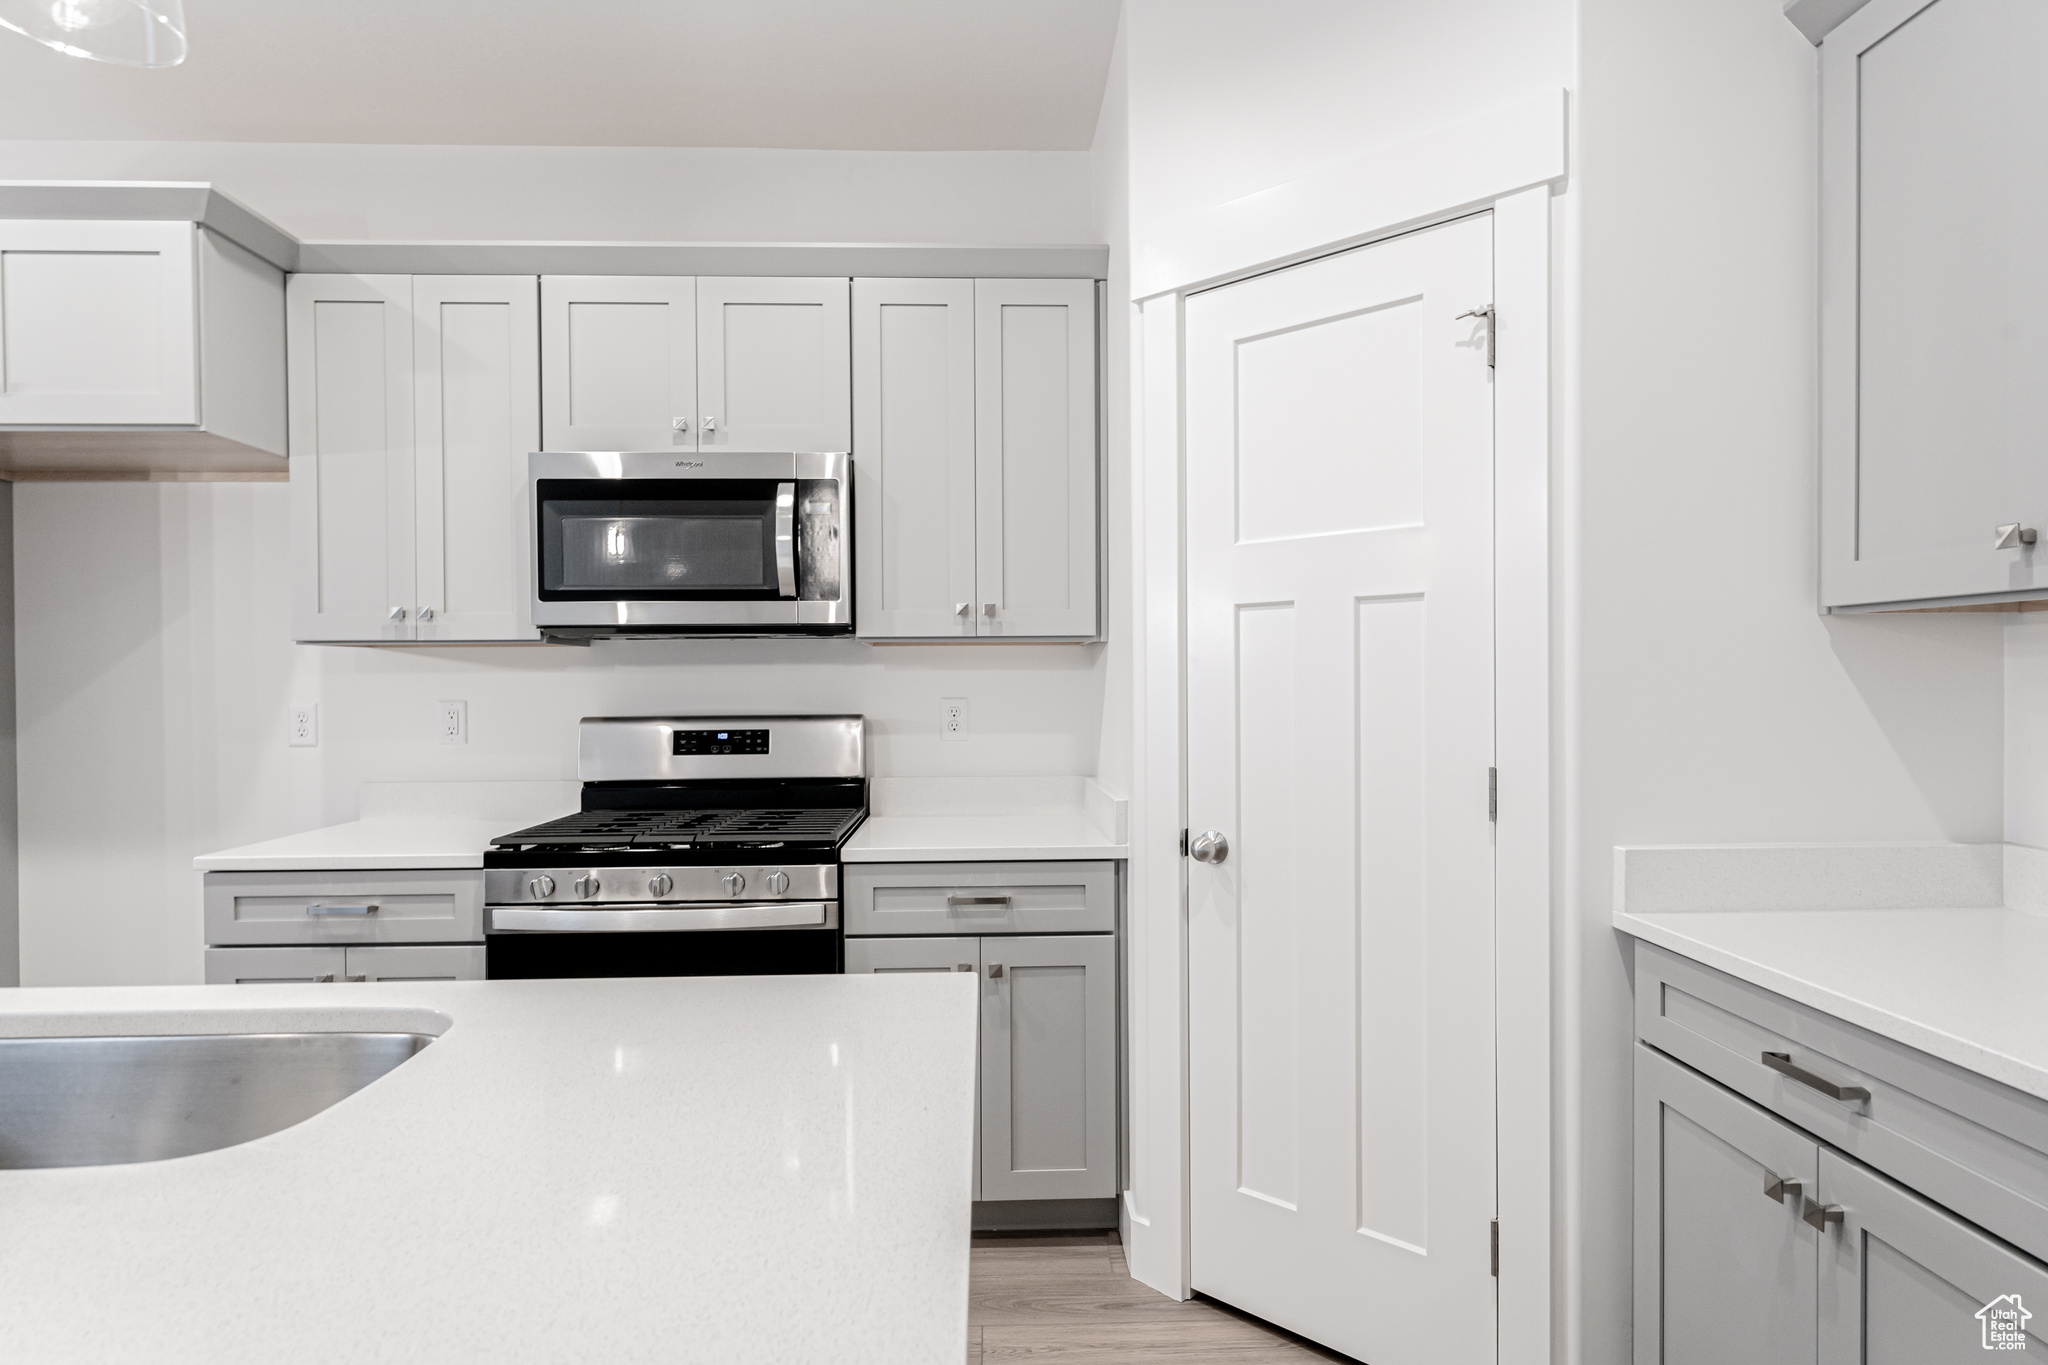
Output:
left=673, top=728, right=770, bottom=756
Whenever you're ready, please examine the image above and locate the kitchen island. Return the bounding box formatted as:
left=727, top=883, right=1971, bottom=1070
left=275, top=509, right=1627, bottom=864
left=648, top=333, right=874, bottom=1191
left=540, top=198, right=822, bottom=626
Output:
left=0, top=973, right=978, bottom=1364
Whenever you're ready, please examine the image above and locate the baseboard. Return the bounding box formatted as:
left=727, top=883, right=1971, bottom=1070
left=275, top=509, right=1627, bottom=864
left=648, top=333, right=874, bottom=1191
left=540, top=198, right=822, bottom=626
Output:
left=972, top=1198, right=1119, bottom=1232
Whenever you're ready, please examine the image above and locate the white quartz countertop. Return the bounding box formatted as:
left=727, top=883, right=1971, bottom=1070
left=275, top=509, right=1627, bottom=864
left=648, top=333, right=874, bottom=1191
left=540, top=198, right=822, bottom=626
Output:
left=0, top=974, right=979, bottom=1364
left=1611, top=842, right=2048, bottom=1101
left=194, top=777, right=1129, bottom=870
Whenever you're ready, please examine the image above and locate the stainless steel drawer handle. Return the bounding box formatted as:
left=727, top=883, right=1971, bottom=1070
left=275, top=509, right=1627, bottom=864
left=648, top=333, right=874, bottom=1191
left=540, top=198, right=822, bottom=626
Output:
left=1761, top=1051, right=1870, bottom=1104
left=306, top=904, right=377, bottom=916
left=1764, top=1172, right=1803, bottom=1204
left=947, top=894, right=1012, bottom=907
left=1802, top=1200, right=1845, bottom=1232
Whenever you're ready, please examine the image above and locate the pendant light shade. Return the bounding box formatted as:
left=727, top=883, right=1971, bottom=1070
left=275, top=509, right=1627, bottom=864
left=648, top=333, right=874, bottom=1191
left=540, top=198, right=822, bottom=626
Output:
left=0, top=0, right=186, bottom=67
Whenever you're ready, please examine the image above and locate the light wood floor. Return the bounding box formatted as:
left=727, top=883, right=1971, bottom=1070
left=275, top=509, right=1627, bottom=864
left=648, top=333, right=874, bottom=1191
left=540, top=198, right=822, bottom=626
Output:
left=967, top=1231, right=1355, bottom=1363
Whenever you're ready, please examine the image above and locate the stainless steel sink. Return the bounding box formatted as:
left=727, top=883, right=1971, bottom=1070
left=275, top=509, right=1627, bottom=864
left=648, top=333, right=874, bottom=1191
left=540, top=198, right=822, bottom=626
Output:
left=0, top=1031, right=433, bottom=1169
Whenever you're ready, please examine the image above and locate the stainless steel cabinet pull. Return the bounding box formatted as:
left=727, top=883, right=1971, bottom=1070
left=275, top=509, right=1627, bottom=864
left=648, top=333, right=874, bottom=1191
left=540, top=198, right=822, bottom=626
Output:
left=955, top=602, right=971, bottom=616
left=1189, top=831, right=1230, bottom=864
left=955, top=963, right=975, bottom=973
left=703, top=417, right=718, bottom=432
left=389, top=607, right=406, bottom=621
left=306, top=904, right=377, bottom=916
left=1996, top=523, right=2039, bottom=550
left=1761, top=1051, right=1870, bottom=1103
left=418, top=607, right=435, bottom=622
left=988, top=963, right=1004, bottom=979
left=947, top=894, right=1012, bottom=907
left=671, top=417, right=690, bottom=433
left=1802, top=1200, right=1845, bottom=1231
left=983, top=602, right=997, bottom=616
left=1764, top=1172, right=1803, bottom=1203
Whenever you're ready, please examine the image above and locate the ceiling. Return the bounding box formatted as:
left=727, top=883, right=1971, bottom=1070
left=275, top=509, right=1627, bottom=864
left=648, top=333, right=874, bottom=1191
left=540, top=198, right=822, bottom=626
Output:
left=0, top=0, right=1122, bottom=150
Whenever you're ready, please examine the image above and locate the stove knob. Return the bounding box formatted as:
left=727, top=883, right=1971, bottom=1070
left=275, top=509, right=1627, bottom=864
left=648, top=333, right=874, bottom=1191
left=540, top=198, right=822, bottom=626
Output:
left=528, top=875, right=556, bottom=899
left=572, top=874, right=600, bottom=899
left=647, top=873, right=673, bottom=899
left=721, top=872, right=746, bottom=897
left=763, top=870, right=790, bottom=895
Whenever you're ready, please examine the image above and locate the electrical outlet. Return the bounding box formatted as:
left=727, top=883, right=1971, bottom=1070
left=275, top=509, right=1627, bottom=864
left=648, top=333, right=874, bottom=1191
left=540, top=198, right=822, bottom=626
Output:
left=941, top=697, right=969, bottom=742
left=288, top=704, right=317, bottom=748
left=439, top=700, right=468, bottom=744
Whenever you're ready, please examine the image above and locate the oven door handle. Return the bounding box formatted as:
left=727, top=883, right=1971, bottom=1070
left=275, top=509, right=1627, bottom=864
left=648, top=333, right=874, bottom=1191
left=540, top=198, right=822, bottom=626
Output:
left=774, top=481, right=797, bottom=598
left=486, top=901, right=830, bottom=933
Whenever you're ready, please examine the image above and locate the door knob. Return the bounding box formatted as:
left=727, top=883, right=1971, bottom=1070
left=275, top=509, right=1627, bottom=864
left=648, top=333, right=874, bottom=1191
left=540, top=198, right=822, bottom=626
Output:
left=1189, top=831, right=1230, bottom=864
left=1996, top=523, right=2038, bottom=550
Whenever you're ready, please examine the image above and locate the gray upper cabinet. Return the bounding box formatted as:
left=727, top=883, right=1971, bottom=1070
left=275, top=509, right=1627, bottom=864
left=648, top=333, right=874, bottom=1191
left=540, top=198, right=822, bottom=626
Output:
left=290, top=274, right=539, bottom=643
left=696, top=276, right=851, bottom=454
left=1820, top=0, right=2048, bottom=609
left=539, top=275, right=697, bottom=453
left=980, top=932, right=1116, bottom=1202
left=852, top=278, right=979, bottom=638
left=855, top=277, right=1099, bottom=640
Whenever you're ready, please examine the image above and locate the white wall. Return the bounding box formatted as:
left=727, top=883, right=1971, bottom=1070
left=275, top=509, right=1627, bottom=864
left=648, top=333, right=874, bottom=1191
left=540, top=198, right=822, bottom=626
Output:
left=1125, top=0, right=1572, bottom=233
left=14, top=483, right=1107, bottom=986
left=1570, top=1, right=2004, bottom=1362
left=2005, top=616, right=2048, bottom=847
left=0, top=140, right=1098, bottom=244
left=1091, top=13, right=1133, bottom=801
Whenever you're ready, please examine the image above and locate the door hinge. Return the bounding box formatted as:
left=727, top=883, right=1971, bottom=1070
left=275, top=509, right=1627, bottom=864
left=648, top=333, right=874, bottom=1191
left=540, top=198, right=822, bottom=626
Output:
left=1456, top=304, right=1496, bottom=368
left=1180, top=828, right=1189, bottom=857
left=1491, top=1219, right=1500, bottom=1276
left=1488, top=767, right=1498, bottom=822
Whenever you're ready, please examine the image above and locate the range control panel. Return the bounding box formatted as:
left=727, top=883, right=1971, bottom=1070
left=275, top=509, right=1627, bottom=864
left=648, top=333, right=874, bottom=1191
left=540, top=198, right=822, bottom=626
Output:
left=672, top=728, right=770, bottom=756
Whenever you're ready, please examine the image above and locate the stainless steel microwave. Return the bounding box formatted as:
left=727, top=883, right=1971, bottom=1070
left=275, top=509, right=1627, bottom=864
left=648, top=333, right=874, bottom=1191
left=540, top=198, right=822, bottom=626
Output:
left=528, top=451, right=850, bottom=639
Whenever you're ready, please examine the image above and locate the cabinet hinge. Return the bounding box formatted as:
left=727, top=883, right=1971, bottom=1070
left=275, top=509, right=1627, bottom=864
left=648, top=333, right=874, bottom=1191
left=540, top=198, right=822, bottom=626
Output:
left=1488, top=767, right=1498, bottom=822
left=1456, top=304, right=1497, bottom=368
left=1491, top=1219, right=1500, bottom=1277
left=1180, top=828, right=1189, bottom=857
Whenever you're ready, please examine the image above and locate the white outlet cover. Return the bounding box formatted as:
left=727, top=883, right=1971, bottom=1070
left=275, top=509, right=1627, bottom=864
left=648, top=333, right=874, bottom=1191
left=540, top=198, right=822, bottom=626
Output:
left=288, top=704, right=317, bottom=748
left=439, top=700, right=467, bottom=744
left=941, top=696, right=968, bottom=742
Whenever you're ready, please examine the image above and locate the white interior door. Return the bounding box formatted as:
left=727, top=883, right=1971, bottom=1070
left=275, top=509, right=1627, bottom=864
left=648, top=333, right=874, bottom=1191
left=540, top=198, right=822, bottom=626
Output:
left=1184, top=213, right=1497, bottom=1364
left=539, top=275, right=695, bottom=452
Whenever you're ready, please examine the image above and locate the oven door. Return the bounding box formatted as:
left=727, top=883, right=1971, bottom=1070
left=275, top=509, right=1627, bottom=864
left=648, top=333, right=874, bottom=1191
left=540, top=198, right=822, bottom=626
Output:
left=529, top=450, right=849, bottom=634
left=484, top=901, right=842, bottom=978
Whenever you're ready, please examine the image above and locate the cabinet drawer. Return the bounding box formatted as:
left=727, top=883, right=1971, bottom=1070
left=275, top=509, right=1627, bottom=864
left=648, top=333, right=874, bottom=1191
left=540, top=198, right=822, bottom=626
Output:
left=1637, top=942, right=2048, bottom=1261
left=204, top=870, right=484, bottom=946
left=843, top=861, right=1115, bottom=936
left=205, top=946, right=347, bottom=983
left=205, top=944, right=484, bottom=983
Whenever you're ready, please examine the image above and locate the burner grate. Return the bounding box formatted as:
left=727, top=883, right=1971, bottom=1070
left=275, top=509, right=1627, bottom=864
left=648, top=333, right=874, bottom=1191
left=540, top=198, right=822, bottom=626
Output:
left=492, top=806, right=865, bottom=849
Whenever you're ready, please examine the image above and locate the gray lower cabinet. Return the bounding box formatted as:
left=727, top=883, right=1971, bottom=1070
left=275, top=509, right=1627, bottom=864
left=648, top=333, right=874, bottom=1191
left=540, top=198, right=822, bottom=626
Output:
left=1820, top=1150, right=2048, bottom=1363
left=205, top=944, right=485, bottom=984
left=979, top=933, right=1116, bottom=1202
left=1635, top=943, right=2048, bottom=1364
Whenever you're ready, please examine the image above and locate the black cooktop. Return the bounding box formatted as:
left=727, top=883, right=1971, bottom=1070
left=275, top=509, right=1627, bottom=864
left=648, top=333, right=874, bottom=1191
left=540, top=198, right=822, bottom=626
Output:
left=490, top=806, right=866, bottom=850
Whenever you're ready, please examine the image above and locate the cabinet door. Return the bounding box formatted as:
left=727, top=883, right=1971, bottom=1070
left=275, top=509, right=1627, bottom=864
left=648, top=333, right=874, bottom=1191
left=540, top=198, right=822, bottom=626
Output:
left=974, top=279, right=1097, bottom=637
left=980, top=933, right=1116, bottom=1201
left=412, top=275, right=540, bottom=641
left=0, top=219, right=197, bottom=425
left=852, top=278, right=977, bottom=638
left=1820, top=0, right=2048, bottom=607
left=1635, top=1043, right=1820, bottom=1365
left=345, top=944, right=485, bottom=982
left=539, top=275, right=696, bottom=452
left=1819, top=1148, right=2048, bottom=1364
left=697, top=276, right=851, bottom=453
left=204, top=945, right=348, bottom=984
left=288, top=274, right=416, bottom=642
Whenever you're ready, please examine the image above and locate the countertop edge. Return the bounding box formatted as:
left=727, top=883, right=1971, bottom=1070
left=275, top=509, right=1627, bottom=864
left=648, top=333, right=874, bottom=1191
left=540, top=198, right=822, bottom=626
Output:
left=842, top=844, right=1128, bottom=863
left=1613, top=909, right=2048, bottom=1102
left=194, top=854, right=488, bottom=871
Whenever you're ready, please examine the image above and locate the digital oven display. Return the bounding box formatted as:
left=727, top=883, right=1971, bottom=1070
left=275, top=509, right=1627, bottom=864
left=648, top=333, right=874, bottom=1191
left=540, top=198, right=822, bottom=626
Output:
left=672, top=729, right=770, bottom=756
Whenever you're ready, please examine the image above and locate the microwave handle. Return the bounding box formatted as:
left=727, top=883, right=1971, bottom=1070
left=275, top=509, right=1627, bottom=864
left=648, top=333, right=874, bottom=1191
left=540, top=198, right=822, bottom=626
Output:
left=774, top=481, right=797, bottom=598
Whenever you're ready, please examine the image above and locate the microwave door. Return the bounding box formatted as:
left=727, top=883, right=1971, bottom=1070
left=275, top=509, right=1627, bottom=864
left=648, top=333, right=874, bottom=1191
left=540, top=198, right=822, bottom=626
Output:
left=774, top=482, right=796, bottom=598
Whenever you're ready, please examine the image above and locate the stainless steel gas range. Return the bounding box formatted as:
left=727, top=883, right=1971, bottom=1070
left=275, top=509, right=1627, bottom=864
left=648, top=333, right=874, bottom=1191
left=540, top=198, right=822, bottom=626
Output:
left=482, top=715, right=866, bottom=979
